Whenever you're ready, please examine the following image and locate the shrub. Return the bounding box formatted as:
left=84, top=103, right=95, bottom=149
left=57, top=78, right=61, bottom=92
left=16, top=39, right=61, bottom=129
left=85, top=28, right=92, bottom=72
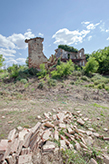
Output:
left=37, top=82, right=44, bottom=89
left=51, top=60, right=74, bottom=79
left=88, top=84, right=94, bottom=87
left=94, top=80, right=100, bottom=85
left=97, top=83, right=105, bottom=89
left=37, top=64, right=47, bottom=78
left=105, top=85, right=109, bottom=91
left=47, top=78, right=57, bottom=87
left=81, top=76, right=90, bottom=82
left=72, top=71, right=82, bottom=76
left=27, top=67, right=39, bottom=75
left=20, top=79, right=28, bottom=84
left=70, top=81, right=75, bottom=85
left=83, top=57, right=99, bottom=74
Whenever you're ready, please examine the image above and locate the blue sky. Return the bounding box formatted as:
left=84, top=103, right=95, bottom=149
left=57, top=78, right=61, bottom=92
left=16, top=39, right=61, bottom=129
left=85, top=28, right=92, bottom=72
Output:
left=0, top=0, right=109, bottom=66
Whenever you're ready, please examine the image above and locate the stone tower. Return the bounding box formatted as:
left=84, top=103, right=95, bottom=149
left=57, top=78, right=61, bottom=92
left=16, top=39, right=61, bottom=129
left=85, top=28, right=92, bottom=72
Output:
left=25, top=37, right=47, bottom=69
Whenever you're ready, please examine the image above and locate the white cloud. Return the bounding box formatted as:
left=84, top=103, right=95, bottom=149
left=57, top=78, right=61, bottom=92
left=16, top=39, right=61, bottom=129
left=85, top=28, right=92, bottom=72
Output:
left=0, top=48, right=16, bottom=57
left=8, top=29, right=35, bottom=49
left=87, top=35, right=92, bottom=41
left=0, top=34, right=15, bottom=49
left=52, top=28, right=90, bottom=45
left=107, top=37, right=109, bottom=40
left=38, top=33, right=44, bottom=37
left=106, top=29, right=109, bottom=32
left=86, top=21, right=101, bottom=30
left=0, top=29, right=35, bottom=65
left=16, top=58, right=26, bottom=64
left=100, top=22, right=105, bottom=32
left=81, top=21, right=90, bottom=25
left=5, top=58, right=17, bottom=64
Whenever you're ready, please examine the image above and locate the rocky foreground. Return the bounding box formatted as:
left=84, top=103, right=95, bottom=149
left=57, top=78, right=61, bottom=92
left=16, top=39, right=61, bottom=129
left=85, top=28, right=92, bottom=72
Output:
left=0, top=108, right=109, bottom=164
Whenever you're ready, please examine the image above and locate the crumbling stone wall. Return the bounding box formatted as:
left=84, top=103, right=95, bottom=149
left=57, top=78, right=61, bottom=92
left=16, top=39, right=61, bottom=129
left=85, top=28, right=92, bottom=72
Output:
left=25, top=37, right=47, bottom=69
left=55, top=48, right=86, bottom=66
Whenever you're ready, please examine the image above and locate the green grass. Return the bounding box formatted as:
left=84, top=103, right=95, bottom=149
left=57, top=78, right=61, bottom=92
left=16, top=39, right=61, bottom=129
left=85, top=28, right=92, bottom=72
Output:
left=92, top=103, right=109, bottom=109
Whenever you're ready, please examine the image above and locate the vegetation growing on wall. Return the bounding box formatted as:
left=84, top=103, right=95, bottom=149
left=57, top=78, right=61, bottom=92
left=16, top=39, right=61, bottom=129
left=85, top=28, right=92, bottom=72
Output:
left=58, top=45, right=78, bottom=53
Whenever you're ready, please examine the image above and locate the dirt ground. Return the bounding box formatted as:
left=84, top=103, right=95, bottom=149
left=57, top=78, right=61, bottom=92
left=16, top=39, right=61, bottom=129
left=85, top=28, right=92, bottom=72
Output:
left=0, top=76, right=109, bottom=163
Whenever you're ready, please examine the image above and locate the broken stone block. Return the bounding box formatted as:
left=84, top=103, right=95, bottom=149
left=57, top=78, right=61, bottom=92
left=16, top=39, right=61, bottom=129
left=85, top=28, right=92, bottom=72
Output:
left=75, top=142, right=81, bottom=151
left=44, top=122, right=54, bottom=128
left=83, top=117, right=89, bottom=121
left=80, top=142, right=88, bottom=149
left=93, top=133, right=99, bottom=138
left=69, top=144, right=74, bottom=150
left=21, top=147, right=31, bottom=155
left=60, top=140, right=67, bottom=150
left=77, top=111, right=81, bottom=114
left=2, top=116, right=5, bottom=119
left=31, top=122, right=41, bottom=134
left=0, top=140, right=8, bottom=153
left=67, top=127, right=74, bottom=134
left=57, top=112, right=65, bottom=122
left=18, top=153, right=32, bottom=164
left=103, top=154, right=109, bottom=164
left=37, top=115, right=41, bottom=119
left=89, top=158, right=98, bottom=164
left=10, top=138, right=19, bottom=153
left=86, top=131, right=92, bottom=136
left=42, top=141, right=55, bottom=151
left=103, top=137, right=109, bottom=140
left=2, top=160, right=8, bottom=164
left=60, top=135, right=70, bottom=146
left=42, top=129, right=51, bottom=141
left=85, top=136, right=93, bottom=146
left=59, top=123, right=66, bottom=129
left=78, top=129, right=86, bottom=134
left=6, top=154, right=17, bottom=164
left=52, top=114, right=57, bottom=120
left=88, top=128, right=95, bottom=132
left=17, top=126, right=23, bottom=131
left=8, top=128, right=16, bottom=142
left=23, top=131, right=32, bottom=148
left=103, top=128, right=108, bottom=132
left=54, top=130, right=59, bottom=141
left=77, top=118, right=85, bottom=125
left=19, top=128, right=29, bottom=141
left=44, top=112, right=50, bottom=119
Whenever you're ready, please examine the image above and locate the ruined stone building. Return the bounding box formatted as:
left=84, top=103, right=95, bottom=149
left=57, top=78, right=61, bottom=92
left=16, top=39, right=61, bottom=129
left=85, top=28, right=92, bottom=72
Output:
left=25, top=37, right=86, bottom=69
left=55, top=48, right=86, bottom=66
left=25, top=37, right=47, bottom=69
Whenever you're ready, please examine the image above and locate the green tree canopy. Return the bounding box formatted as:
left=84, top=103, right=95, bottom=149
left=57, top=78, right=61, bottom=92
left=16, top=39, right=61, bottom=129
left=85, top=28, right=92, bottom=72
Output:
left=0, top=54, right=5, bottom=68
left=58, top=45, right=78, bottom=53
left=91, top=46, right=109, bottom=74
left=83, top=57, right=99, bottom=74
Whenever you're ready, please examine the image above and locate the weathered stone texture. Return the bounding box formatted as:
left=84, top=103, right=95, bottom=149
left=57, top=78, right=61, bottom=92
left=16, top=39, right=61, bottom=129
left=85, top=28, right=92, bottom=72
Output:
left=25, top=37, right=47, bottom=69
left=55, top=48, right=86, bottom=66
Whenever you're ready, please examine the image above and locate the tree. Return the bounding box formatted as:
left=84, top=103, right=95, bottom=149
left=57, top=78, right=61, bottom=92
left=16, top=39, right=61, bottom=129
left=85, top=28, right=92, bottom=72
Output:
left=83, top=57, right=99, bottom=74
left=91, top=46, right=109, bottom=74
left=0, top=54, right=5, bottom=69
left=25, top=57, right=29, bottom=67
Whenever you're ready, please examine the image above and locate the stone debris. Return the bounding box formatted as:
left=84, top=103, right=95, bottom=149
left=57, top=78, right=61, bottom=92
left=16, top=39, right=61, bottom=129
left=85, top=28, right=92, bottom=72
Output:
left=89, top=158, right=98, bottom=164
left=77, top=118, right=85, bottom=125
left=0, top=110, right=109, bottom=164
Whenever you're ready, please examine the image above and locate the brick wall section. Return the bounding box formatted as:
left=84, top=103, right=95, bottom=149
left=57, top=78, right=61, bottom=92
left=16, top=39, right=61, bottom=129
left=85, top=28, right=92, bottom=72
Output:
left=55, top=48, right=86, bottom=66
left=25, top=37, right=47, bottom=69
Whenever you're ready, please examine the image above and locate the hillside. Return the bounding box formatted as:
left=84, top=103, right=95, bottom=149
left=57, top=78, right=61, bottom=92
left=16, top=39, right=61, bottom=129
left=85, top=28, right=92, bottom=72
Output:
left=0, top=71, right=109, bottom=163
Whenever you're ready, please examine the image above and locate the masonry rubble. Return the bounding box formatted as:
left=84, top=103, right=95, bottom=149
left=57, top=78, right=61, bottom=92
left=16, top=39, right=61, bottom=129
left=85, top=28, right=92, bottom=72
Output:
left=0, top=109, right=109, bottom=164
